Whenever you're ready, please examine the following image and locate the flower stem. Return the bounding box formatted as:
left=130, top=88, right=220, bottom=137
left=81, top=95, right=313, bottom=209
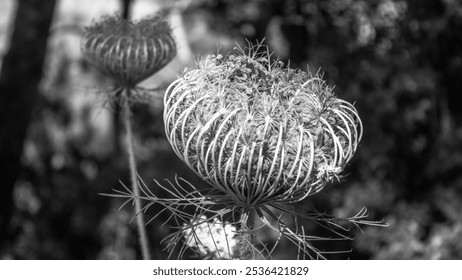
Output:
left=122, top=89, right=151, bottom=260
left=239, top=210, right=255, bottom=260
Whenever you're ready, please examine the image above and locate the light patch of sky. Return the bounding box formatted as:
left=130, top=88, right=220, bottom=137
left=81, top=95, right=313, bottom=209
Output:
left=0, top=0, right=165, bottom=62
left=55, top=0, right=164, bottom=25
left=0, top=0, right=16, bottom=68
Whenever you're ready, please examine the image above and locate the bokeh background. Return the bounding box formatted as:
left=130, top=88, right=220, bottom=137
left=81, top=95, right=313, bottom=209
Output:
left=1, top=0, right=461, bottom=260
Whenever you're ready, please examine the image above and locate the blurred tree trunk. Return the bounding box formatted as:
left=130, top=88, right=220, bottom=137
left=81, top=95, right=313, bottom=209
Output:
left=0, top=0, right=56, bottom=249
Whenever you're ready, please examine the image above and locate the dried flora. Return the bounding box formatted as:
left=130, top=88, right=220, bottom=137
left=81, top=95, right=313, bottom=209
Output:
left=81, top=13, right=176, bottom=88
left=112, top=43, right=385, bottom=259
left=82, top=12, right=177, bottom=260
left=164, top=48, right=362, bottom=207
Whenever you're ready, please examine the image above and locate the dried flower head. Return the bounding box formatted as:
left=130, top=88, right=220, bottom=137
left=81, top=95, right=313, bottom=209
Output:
left=81, top=13, right=176, bottom=88
left=109, top=44, right=385, bottom=260
left=164, top=45, right=362, bottom=209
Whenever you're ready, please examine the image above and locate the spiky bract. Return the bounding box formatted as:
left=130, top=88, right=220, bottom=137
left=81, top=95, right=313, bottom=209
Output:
left=164, top=46, right=362, bottom=209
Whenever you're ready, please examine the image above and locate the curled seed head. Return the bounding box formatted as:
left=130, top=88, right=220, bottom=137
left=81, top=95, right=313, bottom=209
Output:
left=81, top=13, right=176, bottom=87
left=164, top=45, right=362, bottom=208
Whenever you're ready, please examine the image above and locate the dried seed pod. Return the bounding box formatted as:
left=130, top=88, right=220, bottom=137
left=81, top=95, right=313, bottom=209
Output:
left=164, top=47, right=362, bottom=207
left=81, top=13, right=176, bottom=88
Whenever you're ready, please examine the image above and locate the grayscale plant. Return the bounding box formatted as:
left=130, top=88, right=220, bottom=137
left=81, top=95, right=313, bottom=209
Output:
left=81, top=12, right=176, bottom=260
left=112, top=43, right=386, bottom=260
left=81, top=13, right=176, bottom=104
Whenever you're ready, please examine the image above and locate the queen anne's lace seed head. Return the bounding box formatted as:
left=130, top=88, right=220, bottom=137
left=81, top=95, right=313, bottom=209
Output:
left=164, top=46, right=362, bottom=209
left=81, top=13, right=176, bottom=88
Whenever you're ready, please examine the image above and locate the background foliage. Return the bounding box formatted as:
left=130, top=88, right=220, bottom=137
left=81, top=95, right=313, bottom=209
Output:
left=0, top=0, right=461, bottom=259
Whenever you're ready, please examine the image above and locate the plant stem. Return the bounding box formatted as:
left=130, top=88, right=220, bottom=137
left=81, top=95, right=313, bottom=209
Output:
left=122, top=89, right=151, bottom=260
left=239, top=210, right=255, bottom=260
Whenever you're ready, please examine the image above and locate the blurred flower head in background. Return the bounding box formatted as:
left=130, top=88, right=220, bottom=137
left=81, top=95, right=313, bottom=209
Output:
left=81, top=12, right=176, bottom=90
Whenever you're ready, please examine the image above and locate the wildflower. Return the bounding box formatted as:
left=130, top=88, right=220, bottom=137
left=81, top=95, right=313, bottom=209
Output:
left=81, top=13, right=176, bottom=89
left=164, top=46, right=362, bottom=208
left=82, top=13, right=177, bottom=260
left=112, top=44, right=385, bottom=260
